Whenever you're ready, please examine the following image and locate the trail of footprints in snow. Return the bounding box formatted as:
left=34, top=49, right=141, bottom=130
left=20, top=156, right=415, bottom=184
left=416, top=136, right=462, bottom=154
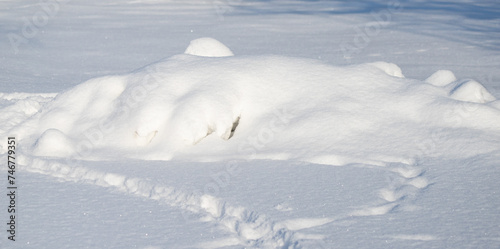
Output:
left=19, top=156, right=301, bottom=249
left=19, top=155, right=429, bottom=248
left=351, top=163, right=429, bottom=216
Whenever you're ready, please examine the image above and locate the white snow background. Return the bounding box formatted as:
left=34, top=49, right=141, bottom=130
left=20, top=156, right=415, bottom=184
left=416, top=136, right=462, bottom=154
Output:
left=1, top=0, right=500, bottom=248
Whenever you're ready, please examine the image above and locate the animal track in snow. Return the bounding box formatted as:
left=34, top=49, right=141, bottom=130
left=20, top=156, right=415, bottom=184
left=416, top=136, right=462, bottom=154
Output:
left=19, top=156, right=303, bottom=249
left=351, top=162, right=430, bottom=217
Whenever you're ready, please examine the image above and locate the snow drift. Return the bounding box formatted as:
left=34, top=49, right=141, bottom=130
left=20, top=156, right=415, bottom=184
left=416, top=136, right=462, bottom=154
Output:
left=1, top=38, right=499, bottom=165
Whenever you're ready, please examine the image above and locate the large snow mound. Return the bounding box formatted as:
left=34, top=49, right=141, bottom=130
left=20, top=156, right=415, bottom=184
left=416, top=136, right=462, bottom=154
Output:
left=1, top=38, right=499, bottom=165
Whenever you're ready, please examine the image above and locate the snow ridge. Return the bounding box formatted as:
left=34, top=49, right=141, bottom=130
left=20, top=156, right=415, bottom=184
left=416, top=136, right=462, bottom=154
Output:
left=21, top=156, right=303, bottom=249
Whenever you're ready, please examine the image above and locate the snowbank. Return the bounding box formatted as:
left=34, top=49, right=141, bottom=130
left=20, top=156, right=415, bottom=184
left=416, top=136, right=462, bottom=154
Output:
left=1, top=38, right=499, bottom=165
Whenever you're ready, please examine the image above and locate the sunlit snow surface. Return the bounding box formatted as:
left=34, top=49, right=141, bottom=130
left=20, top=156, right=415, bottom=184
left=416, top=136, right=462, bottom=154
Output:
left=1, top=1, right=500, bottom=249
left=2, top=38, right=499, bottom=165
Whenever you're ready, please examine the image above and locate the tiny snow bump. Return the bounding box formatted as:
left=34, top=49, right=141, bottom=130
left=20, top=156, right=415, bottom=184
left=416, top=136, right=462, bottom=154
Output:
left=351, top=203, right=398, bottom=216
left=184, top=37, right=234, bottom=57
left=408, top=177, right=429, bottom=189
left=33, top=129, right=75, bottom=157
left=379, top=188, right=398, bottom=202
left=274, top=203, right=293, bottom=212
left=449, top=80, right=496, bottom=103
left=425, top=70, right=457, bottom=87
left=367, top=61, right=404, bottom=78
left=393, top=167, right=423, bottom=179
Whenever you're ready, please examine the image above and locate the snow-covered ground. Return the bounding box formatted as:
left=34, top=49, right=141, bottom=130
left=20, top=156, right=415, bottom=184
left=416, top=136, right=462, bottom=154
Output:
left=1, top=0, right=500, bottom=248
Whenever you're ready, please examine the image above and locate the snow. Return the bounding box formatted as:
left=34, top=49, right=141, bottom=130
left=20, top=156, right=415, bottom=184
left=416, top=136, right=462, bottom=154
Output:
left=5, top=49, right=498, bottom=163
left=1, top=0, right=500, bottom=248
left=425, top=70, right=457, bottom=87
left=185, top=37, right=235, bottom=57
left=449, top=79, right=497, bottom=103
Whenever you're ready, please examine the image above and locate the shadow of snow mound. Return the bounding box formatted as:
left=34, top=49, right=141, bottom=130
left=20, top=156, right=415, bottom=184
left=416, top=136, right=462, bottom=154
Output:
left=2, top=38, right=500, bottom=165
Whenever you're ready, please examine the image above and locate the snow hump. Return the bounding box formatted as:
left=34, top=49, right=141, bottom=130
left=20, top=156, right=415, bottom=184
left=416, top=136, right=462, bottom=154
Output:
left=184, top=37, right=234, bottom=57
left=425, top=70, right=457, bottom=87
left=449, top=80, right=496, bottom=103
left=2, top=38, right=500, bottom=164
left=367, top=61, right=404, bottom=78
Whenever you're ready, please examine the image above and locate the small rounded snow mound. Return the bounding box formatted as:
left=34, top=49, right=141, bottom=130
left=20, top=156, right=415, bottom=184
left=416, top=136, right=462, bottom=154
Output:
left=184, top=37, right=234, bottom=57
left=425, top=70, right=457, bottom=87
left=367, top=62, right=404, bottom=78
left=33, top=129, right=75, bottom=157
left=449, top=80, right=496, bottom=103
